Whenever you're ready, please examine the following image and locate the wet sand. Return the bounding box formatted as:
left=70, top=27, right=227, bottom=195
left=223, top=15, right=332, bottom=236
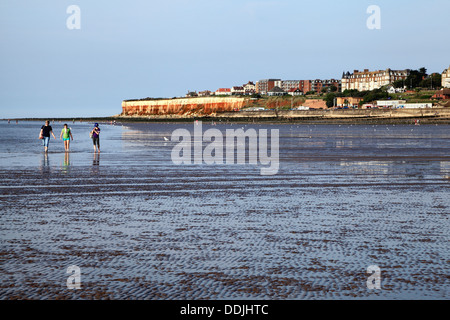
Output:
left=0, top=122, right=449, bottom=300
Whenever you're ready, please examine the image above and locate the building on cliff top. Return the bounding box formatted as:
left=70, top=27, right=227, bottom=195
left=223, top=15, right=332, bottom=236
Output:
left=336, top=97, right=363, bottom=108
left=231, top=86, right=245, bottom=95
left=256, top=79, right=281, bottom=95
left=288, top=88, right=303, bottom=96
left=432, top=89, right=450, bottom=100
left=215, top=88, right=232, bottom=96
left=341, top=68, right=410, bottom=92
left=267, top=86, right=287, bottom=96
left=257, top=79, right=341, bottom=95
left=442, top=66, right=450, bottom=88
left=185, top=91, right=198, bottom=97
left=198, top=90, right=212, bottom=97
left=243, top=81, right=256, bottom=95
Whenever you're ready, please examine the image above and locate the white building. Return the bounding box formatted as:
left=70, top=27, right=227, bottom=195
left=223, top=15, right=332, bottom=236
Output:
left=288, top=88, right=303, bottom=96
left=293, top=106, right=309, bottom=110
left=342, top=68, right=410, bottom=92
left=442, top=65, right=450, bottom=88
left=243, top=81, right=256, bottom=95
left=231, top=86, right=245, bottom=95
left=215, top=88, right=232, bottom=96
left=400, top=103, right=432, bottom=109
left=387, top=85, right=406, bottom=94
left=376, top=100, right=432, bottom=108
left=281, top=80, right=301, bottom=92
left=376, top=100, right=406, bottom=108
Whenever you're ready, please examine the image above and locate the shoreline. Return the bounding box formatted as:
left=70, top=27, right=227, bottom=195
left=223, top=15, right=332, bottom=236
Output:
left=5, top=111, right=450, bottom=125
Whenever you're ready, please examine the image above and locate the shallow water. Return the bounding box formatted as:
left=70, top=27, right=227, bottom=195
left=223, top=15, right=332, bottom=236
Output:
left=0, top=121, right=449, bottom=300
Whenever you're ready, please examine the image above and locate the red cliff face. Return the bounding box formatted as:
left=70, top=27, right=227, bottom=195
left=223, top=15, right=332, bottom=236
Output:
left=122, top=97, right=248, bottom=116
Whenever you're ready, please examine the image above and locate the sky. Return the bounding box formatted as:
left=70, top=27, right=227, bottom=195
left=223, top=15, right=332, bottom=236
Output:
left=1, top=0, right=449, bottom=118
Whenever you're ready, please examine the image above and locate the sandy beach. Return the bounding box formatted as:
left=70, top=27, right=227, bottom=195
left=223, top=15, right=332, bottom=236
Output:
left=0, top=121, right=449, bottom=300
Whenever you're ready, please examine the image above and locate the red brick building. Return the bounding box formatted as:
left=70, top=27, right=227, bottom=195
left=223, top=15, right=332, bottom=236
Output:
left=432, top=89, right=450, bottom=100
left=256, top=79, right=281, bottom=94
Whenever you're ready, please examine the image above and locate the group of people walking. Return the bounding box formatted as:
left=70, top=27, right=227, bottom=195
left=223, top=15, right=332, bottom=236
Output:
left=39, top=121, right=101, bottom=152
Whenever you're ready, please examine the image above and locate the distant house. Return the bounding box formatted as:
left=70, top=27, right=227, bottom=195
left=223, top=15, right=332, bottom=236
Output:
left=342, top=68, right=409, bottom=92
left=243, top=81, right=256, bottom=95
left=336, top=97, right=363, bottom=108
left=231, top=86, right=245, bottom=95
left=376, top=100, right=406, bottom=108
left=442, top=65, right=450, bottom=88
left=185, top=91, right=198, bottom=98
left=267, top=86, right=286, bottom=96
left=288, top=88, right=303, bottom=96
left=215, top=88, right=232, bottom=96
left=198, top=90, right=212, bottom=97
left=432, top=89, right=450, bottom=100
left=387, top=85, right=406, bottom=94
left=256, top=79, right=281, bottom=95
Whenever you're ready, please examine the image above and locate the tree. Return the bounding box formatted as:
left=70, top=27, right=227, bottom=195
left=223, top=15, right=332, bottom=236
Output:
left=324, top=93, right=335, bottom=108
left=405, top=68, right=428, bottom=89
left=324, top=92, right=343, bottom=108
left=361, top=88, right=390, bottom=104
left=342, top=89, right=363, bottom=97
left=419, top=73, right=442, bottom=89
left=392, top=79, right=405, bottom=88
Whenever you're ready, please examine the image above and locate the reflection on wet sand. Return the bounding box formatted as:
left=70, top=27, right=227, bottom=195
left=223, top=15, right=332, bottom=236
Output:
left=61, top=151, right=70, bottom=174
left=441, top=161, right=450, bottom=179
left=41, top=152, right=49, bottom=167
left=93, top=152, right=100, bottom=166
left=91, top=152, right=100, bottom=174
left=340, top=160, right=443, bottom=179
left=39, top=152, right=50, bottom=177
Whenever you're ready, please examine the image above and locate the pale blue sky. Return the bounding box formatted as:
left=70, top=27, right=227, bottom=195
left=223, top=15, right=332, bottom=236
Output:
left=1, top=0, right=449, bottom=118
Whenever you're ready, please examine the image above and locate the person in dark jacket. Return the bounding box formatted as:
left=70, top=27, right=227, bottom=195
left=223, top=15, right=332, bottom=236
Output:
left=90, top=123, right=101, bottom=153
left=39, top=120, right=56, bottom=152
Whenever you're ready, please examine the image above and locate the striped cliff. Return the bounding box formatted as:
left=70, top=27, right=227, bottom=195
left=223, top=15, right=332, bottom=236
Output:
left=121, top=97, right=248, bottom=116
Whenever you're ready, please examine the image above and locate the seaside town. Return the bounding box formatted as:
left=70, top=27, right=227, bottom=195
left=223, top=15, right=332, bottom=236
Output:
left=178, top=65, right=450, bottom=111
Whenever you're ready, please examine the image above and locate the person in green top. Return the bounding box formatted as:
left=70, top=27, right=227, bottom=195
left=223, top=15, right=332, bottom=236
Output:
left=60, top=123, right=73, bottom=152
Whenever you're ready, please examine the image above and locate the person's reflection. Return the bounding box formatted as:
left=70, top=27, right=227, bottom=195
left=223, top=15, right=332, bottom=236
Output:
left=62, top=151, right=70, bottom=174
left=40, top=152, right=50, bottom=176
left=92, top=152, right=100, bottom=174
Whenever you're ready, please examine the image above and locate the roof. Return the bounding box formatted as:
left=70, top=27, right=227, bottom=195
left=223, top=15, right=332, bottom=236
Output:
left=268, top=86, right=286, bottom=93
left=216, top=88, right=231, bottom=92
left=258, top=79, right=281, bottom=82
